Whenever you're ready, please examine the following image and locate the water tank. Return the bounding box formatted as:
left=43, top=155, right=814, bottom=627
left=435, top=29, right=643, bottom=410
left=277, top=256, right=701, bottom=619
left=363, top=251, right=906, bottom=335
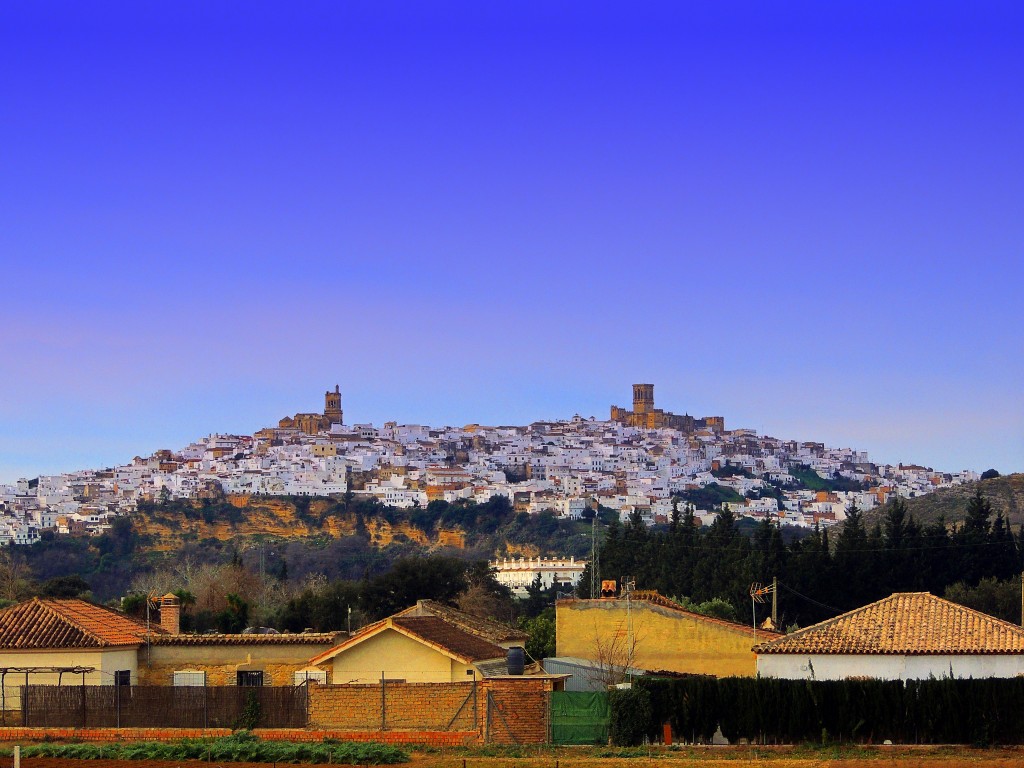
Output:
left=507, top=646, right=525, bottom=676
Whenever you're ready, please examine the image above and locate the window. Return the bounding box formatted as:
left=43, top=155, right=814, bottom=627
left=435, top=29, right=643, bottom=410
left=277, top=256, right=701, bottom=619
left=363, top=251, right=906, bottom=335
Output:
left=114, top=670, right=131, bottom=686
left=173, top=671, right=206, bottom=687
left=237, top=671, right=264, bottom=687
left=292, top=670, right=327, bottom=686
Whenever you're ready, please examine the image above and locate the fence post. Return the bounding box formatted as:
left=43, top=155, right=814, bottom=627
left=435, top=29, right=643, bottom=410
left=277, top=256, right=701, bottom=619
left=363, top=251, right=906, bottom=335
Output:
left=485, top=690, right=491, bottom=743
left=380, top=672, right=386, bottom=731
left=81, top=675, right=87, bottom=729
left=204, top=684, right=208, bottom=730
left=116, top=682, right=120, bottom=729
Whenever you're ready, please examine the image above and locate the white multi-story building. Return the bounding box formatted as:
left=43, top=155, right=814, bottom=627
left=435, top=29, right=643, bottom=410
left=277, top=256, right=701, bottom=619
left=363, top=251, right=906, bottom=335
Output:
left=489, top=556, right=588, bottom=597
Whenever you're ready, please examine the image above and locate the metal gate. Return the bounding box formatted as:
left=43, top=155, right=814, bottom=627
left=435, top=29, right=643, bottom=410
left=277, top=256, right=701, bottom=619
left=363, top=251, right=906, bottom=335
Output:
left=550, top=691, right=609, bottom=745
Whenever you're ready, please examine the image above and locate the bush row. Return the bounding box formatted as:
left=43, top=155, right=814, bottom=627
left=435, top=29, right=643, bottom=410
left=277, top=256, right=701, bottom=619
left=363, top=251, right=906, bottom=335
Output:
left=609, top=676, right=1024, bottom=746
left=4, top=732, right=409, bottom=764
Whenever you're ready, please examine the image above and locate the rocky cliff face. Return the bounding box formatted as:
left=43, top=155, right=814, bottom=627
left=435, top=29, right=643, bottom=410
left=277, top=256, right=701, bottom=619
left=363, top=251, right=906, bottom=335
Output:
left=134, top=494, right=464, bottom=551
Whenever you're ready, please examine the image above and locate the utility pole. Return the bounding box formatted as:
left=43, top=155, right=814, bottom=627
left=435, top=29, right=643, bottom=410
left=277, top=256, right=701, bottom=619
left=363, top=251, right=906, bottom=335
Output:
left=623, top=576, right=636, bottom=680
left=772, top=576, right=778, bottom=628
left=590, top=511, right=599, bottom=599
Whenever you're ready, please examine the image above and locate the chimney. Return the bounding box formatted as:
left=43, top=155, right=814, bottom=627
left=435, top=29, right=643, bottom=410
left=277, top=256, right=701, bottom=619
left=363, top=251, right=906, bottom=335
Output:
left=159, top=593, right=180, bottom=634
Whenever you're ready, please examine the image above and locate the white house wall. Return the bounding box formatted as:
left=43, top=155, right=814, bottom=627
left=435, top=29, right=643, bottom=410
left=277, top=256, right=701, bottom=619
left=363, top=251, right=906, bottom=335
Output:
left=757, top=653, right=1024, bottom=680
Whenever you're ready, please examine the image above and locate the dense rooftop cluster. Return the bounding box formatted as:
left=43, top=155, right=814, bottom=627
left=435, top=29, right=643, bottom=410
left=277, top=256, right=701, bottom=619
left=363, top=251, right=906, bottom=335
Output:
left=0, top=389, right=978, bottom=546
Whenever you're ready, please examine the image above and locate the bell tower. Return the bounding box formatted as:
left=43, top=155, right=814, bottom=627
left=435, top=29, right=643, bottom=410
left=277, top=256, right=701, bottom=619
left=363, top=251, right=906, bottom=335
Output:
left=632, top=383, right=655, bottom=414
left=324, top=385, right=343, bottom=425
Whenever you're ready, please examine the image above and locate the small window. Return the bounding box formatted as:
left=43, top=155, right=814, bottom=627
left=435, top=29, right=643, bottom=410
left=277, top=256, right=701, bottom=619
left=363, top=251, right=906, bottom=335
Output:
left=173, top=670, right=206, bottom=687
left=293, top=670, right=327, bottom=686
left=114, top=670, right=131, bottom=686
left=237, top=670, right=264, bottom=687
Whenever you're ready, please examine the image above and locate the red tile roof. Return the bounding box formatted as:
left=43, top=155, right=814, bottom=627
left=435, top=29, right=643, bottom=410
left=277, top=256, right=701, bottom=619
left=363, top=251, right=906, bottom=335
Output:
left=391, top=616, right=506, bottom=662
left=397, top=600, right=528, bottom=644
left=152, top=632, right=339, bottom=646
left=754, top=592, right=1024, bottom=655
left=0, top=599, right=158, bottom=649
left=309, top=614, right=507, bottom=666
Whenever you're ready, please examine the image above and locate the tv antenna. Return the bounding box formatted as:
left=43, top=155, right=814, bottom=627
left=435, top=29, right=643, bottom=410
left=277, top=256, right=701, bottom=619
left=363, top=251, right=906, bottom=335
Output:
left=749, top=577, right=777, bottom=643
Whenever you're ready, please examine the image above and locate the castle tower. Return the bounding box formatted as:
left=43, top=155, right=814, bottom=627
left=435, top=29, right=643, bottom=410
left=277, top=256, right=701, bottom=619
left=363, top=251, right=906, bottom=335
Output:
left=324, top=385, right=343, bottom=425
left=632, top=383, right=655, bottom=414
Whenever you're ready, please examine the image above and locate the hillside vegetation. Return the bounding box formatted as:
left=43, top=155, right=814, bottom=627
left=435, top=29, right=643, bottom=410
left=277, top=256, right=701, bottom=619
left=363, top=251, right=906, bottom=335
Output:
left=864, top=473, right=1024, bottom=529
left=9, top=494, right=593, bottom=603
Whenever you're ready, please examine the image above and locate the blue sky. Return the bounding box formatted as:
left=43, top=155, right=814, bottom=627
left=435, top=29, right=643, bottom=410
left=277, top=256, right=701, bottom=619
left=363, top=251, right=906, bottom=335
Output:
left=1, top=1, right=1021, bottom=482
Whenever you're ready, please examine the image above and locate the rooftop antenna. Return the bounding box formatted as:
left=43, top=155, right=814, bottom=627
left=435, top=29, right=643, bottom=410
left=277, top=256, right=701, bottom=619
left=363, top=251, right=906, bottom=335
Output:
left=623, top=576, right=636, bottom=680
left=749, top=579, right=777, bottom=644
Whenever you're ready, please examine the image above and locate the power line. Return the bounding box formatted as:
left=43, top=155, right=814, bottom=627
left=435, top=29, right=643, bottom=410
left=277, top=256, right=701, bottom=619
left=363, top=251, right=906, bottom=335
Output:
left=776, top=581, right=843, bottom=613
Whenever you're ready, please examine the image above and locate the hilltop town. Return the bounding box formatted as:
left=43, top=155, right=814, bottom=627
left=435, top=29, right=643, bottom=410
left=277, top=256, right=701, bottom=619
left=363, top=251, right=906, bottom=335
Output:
left=0, top=385, right=979, bottom=548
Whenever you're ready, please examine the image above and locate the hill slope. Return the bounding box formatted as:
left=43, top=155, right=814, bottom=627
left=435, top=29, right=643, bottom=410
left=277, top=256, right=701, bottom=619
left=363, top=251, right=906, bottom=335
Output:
left=864, top=473, right=1024, bottom=528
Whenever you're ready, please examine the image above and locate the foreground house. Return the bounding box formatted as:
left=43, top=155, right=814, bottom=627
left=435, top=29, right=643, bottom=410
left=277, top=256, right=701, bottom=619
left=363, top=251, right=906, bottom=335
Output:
left=0, top=595, right=340, bottom=704
left=0, top=597, right=154, bottom=692
left=556, top=591, right=778, bottom=678
left=306, top=599, right=529, bottom=684
left=754, top=591, right=1024, bottom=680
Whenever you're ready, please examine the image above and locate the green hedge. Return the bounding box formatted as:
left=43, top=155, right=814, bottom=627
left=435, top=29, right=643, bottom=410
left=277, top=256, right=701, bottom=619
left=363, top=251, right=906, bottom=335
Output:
left=615, top=676, right=1024, bottom=746
left=4, top=733, right=408, bottom=764
left=608, top=688, right=652, bottom=746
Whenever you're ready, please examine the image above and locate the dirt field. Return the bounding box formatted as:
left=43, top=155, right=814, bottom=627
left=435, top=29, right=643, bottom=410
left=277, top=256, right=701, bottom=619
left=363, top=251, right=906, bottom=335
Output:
left=20, top=749, right=1024, bottom=768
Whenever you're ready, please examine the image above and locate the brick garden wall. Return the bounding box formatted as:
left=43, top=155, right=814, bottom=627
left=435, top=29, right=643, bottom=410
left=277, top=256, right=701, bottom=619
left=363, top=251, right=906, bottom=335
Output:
left=309, top=677, right=554, bottom=744
left=0, top=677, right=558, bottom=746
left=0, top=727, right=473, bottom=747
left=483, top=678, right=552, bottom=744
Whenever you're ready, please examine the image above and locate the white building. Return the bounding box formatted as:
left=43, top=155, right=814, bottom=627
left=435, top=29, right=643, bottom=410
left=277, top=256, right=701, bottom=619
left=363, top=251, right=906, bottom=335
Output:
left=489, top=556, right=588, bottom=597
left=755, top=592, right=1024, bottom=680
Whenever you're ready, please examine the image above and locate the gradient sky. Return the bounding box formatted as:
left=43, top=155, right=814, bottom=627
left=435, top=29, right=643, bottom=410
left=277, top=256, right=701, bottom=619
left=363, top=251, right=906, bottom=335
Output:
left=2, top=1, right=1022, bottom=483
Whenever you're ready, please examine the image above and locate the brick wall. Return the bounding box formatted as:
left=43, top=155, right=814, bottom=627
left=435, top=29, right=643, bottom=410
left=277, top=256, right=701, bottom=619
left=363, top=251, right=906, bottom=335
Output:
left=140, top=643, right=335, bottom=687
left=309, top=682, right=476, bottom=731
left=308, top=677, right=554, bottom=744
left=0, top=677, right=558, bottom=746
left=0, top=727, right=472, bottom=747
left=481, top=678, right=552, bottom=745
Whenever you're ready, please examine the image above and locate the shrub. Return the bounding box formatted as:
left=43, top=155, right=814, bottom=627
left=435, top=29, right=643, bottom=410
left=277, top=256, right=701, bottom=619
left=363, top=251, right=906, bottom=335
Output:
left=609, top=686, right=653, bottom=746
left=9, top=736, right=408, bottom=765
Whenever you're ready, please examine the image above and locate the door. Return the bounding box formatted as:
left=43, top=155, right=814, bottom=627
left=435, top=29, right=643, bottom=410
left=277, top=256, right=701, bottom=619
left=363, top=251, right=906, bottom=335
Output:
left=550, top=691, right=610, bottom=745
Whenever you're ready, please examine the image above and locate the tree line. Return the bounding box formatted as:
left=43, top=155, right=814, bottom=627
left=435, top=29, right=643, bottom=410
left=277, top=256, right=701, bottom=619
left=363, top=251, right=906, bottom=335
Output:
left=582, top=490, right=1024, bottom=627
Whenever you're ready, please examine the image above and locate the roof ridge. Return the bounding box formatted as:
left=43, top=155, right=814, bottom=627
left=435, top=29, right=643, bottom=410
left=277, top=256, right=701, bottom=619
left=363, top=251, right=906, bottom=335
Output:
left=630, top=590, right=782, bottom=637
left=754, top=592, right=1024, bottom=655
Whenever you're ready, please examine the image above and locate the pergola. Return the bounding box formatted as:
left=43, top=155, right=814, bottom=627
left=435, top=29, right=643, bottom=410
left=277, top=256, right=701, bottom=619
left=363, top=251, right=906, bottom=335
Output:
left=0, top=666, right=96, bottom=721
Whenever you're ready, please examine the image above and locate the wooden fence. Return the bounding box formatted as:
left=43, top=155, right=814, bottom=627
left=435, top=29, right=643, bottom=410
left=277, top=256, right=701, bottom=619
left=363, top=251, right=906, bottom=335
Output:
left=22, top=685, right=307, bottom=729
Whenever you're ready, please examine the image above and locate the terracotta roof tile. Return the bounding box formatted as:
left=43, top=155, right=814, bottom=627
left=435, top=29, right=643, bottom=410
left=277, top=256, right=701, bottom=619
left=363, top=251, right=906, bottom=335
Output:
left=399, top=600, right=527, bottom=645
left=754, top=592, right=1024, bottom=655
left=152, top=632, right=340, bottom=646
left=0, top=599, right=156, bottom=649
left=391, top=616, right=506, bottom=662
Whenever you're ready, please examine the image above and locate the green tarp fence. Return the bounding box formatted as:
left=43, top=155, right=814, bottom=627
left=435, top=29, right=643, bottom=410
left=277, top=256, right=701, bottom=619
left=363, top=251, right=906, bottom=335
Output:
left=551, top=691, right=610, bottom=745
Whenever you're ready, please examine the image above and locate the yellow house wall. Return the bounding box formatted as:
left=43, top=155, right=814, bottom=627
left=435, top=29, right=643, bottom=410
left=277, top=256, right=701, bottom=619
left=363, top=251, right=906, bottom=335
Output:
left=556, top=600, right=760, bottom=678
left=0, top=647, right=139, bottom=710
left=331, top=628, right=471, bottom=683
left=140, top=642, right=336, bottom=686
left=0, top=648, right=137, bottom=685
left=98, top=648, right=140, bottom=683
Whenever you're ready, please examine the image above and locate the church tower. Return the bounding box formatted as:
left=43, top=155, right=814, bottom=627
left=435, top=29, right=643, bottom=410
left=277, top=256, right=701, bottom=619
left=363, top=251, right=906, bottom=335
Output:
left=632, top=383, right=655, bottom=415
left=324, top=385, right=343, bottom=425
